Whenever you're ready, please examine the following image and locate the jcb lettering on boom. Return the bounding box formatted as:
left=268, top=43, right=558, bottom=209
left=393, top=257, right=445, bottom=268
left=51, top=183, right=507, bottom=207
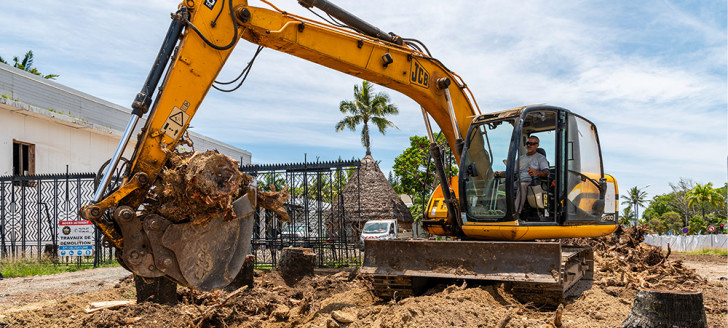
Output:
left=410, top=59, right=429, bottom=89
left=204, top=0, right=217, bottom=10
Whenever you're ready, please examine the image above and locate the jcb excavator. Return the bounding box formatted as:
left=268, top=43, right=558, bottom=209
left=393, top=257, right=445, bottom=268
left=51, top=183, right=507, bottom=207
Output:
left=80, top=0, right=619, bottom=301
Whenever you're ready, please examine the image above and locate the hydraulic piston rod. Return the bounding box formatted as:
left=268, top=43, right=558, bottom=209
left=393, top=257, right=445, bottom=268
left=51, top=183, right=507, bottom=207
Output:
left=298, top=0, right=401, bottom=44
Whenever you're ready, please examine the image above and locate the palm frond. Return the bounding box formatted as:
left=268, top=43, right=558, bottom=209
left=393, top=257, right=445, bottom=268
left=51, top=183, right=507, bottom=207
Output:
left=371, top=117, right=398, bottom=133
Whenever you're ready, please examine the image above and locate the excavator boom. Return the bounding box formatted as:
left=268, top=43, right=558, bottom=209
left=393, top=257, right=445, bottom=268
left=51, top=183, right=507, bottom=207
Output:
left=79, top=0, right=617, bottom=302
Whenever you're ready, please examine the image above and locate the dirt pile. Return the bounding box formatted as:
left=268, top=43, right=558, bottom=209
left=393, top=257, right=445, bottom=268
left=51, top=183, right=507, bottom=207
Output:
left=144, top=149, right=290, bottom=223
left=78, top=273, right=531, bottom=328
left=2, top=260, right=726, bottom=327
left=566, top=226, right=706, bottom=290
left=77, top=270, right=361, bottom=328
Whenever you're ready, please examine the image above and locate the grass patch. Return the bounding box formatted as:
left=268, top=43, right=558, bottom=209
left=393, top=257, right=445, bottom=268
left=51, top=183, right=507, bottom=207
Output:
left=0, top=258, right=119, bottom=278
left=254, top=263, right=275, bottom=271
left=676, top=248, right=728, bottom=256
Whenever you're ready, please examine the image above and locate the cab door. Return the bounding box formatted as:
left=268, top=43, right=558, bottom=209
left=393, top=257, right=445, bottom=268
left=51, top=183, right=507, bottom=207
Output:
left=561, top=113, right=606, bottom=223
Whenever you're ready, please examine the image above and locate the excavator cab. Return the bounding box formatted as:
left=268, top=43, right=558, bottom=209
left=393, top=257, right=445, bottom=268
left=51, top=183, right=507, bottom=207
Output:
left=459, top=105, right=618, bottom=229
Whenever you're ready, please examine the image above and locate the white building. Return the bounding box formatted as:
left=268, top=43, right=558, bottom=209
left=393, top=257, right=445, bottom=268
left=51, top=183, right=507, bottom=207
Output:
left=0, top=63, right=251, bottom=176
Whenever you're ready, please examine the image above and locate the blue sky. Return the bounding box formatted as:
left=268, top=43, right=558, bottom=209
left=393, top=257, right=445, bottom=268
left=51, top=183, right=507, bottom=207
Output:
left=1, top=0, right=726, bottom=199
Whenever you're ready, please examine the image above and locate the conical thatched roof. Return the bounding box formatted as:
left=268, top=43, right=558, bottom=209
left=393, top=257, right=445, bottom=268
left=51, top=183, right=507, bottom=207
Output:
left=337, top=155, right=413, bottom=225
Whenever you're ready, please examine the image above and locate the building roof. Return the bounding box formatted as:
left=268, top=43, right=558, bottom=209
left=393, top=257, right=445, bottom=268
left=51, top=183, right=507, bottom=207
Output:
left=0, top=63, right=251, bottom=162
left=336, top=155, right=413, bottom=224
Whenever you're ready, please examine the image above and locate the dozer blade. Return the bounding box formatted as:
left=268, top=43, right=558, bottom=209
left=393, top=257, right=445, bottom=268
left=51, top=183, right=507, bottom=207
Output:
left=362, top=239, right=593, bottom=304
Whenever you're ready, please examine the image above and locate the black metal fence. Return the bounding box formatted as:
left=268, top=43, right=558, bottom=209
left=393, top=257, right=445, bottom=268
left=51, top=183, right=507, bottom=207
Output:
left=0, top=172, right=115, bottom=266
left=241, top=159, right=362, bottom=269
left=1, top=158, right=363, bottom=271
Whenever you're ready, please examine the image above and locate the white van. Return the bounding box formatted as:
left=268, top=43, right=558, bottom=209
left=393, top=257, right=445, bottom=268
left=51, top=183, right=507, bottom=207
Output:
left=360, top=219, right=398, bottom=250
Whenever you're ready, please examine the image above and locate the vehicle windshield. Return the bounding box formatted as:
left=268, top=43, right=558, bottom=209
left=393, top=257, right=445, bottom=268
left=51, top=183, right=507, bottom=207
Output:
left=362, top=222, right=390, bottom=233
left=462, top=119, right=515, bottom=220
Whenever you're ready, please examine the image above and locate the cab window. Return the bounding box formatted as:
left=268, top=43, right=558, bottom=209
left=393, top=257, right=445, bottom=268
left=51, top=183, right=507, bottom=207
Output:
left=461, top=119, right=515, bottom=220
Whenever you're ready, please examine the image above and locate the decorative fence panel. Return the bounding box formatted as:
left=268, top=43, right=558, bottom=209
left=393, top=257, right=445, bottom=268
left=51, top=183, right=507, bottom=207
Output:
left=241, top=159, right=362, bottom=269
left=0, top=173, right=115, bottom=266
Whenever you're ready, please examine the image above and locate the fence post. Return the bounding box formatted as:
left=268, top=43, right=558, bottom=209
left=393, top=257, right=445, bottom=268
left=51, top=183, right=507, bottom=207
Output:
left=1, top=180, right=5, bottom=258
left=21, top=176, right=26, bottom=257
left=36, top=178, right=41, bottom=261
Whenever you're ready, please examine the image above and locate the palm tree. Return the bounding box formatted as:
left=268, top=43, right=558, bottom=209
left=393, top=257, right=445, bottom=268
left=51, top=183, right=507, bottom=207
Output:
left=257, top=172, right=286, bottom=192
left=687, top=182, right=724, bottom=221
left=620, top=206, right=635, bottom=226
left=335, top=81, right=398, bottom=155
left=0, top=50, right=59, bottom=79
left=621, top=186, right=648, bottom=226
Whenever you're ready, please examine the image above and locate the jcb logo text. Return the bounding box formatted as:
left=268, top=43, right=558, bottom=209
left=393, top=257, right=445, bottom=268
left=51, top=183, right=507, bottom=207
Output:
left=410, top=59, right=429, bottom=89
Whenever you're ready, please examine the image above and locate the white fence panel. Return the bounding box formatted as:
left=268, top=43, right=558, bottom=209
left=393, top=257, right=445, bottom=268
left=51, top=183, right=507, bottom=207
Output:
left=643, top=234, right=728, bottom=252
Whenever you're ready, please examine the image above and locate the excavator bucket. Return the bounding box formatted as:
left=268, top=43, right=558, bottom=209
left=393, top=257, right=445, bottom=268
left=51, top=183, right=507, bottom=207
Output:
left=143, top=194, right=256, bottom=290
left=362, top=239, right=593, bottom=304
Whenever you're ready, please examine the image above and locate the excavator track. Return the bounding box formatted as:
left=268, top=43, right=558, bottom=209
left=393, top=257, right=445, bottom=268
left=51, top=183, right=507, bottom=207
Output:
left=508, top=246, right=594, bottom=306
left=363, top=240, right=593, bottom=306
left=371, top=275, right=414, bottom=299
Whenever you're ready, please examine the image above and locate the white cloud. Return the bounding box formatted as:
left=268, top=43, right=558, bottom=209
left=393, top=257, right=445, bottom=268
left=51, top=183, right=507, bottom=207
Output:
left=2, top=0, right=725, bottom=198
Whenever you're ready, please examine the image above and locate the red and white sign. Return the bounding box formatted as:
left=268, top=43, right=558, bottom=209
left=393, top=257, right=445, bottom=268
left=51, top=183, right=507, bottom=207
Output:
left=708, top=225, right=716, bottom=233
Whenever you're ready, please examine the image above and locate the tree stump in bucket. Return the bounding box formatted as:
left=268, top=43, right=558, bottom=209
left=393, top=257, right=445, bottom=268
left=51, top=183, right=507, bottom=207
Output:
left=622, top=288, right=707, bottom=328
left=278, top=247, right=316, bottom=285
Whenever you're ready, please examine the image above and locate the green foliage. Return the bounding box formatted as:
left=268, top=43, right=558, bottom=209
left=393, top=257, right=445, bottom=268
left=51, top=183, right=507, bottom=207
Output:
left=408, top=193, right=426, bottom=223
left=688, top=215, right=707, bottom=234
left=668, top=178, right=697, bottom=226
left=254, top=263, right=274, bottom=271
left=335, top=81, right=398, bottom=155
left=642, top=178, right=726, bottom=235
left=0, top=258, right=119, bottom=278
left=687, top=182, right=725, bottom=221
left=645, top=211, right=683, bottom=235
left=620, top=206, right=634, bottom=226
left=0, top=50, right=59, bottom=79
left=258, top=172, right=286, bottom=192
left=620, top=186, right=649, bottom=224
left=285, top=168, right=355, bottom=202
left=393, top=134, right=457, bottom=204
left=642, top=194, right=673, bottom=221
left=678, top=248, right=728, bottom=256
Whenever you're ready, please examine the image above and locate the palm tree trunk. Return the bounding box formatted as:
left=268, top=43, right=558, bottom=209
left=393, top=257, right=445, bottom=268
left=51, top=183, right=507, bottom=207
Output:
left=364, top=122, right=371, bottom=155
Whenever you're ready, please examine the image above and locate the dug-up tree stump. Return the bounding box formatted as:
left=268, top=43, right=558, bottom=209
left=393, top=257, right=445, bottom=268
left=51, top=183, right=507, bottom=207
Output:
left=134, top=275, right=178, bottom=305
left=622, top=289, right=707, bottom=328
left=224, top=255, right=256, bottom=292
left=278, top=247, right=316, bottom=285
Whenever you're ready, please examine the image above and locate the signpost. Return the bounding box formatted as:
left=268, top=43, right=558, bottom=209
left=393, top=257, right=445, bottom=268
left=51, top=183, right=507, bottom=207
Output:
left=58, top=220, right=95, bottom=256
left=681, top=227, right=689, bottom=235
left=707, top=225, right=716, bottom=233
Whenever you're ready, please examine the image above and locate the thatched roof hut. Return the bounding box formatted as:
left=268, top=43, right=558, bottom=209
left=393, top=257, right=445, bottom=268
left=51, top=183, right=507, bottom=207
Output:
left=334, top=155, right=413, bottom=230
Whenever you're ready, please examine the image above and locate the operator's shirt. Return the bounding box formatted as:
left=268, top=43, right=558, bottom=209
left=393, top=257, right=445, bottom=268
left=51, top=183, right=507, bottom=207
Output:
left=518, top=152, right=549, bottom=183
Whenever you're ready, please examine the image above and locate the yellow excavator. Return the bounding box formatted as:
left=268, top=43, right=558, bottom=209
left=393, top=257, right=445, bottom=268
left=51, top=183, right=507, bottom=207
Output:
left=80, top=0, right=619, bottom=301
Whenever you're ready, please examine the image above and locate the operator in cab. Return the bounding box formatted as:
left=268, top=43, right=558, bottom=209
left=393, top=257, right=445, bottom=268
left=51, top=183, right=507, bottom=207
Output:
left=494, top=136, right=549, bottom=216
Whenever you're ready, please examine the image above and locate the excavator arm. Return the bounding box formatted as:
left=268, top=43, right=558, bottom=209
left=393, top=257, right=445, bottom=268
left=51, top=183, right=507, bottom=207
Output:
left=80, top=0, right=477, bottom=289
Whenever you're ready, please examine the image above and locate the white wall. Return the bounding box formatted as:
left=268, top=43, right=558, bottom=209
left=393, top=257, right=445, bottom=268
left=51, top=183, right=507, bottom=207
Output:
left=0, top=107, right=135, bottom=175
left=0, top=64, right=251, bottom=175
